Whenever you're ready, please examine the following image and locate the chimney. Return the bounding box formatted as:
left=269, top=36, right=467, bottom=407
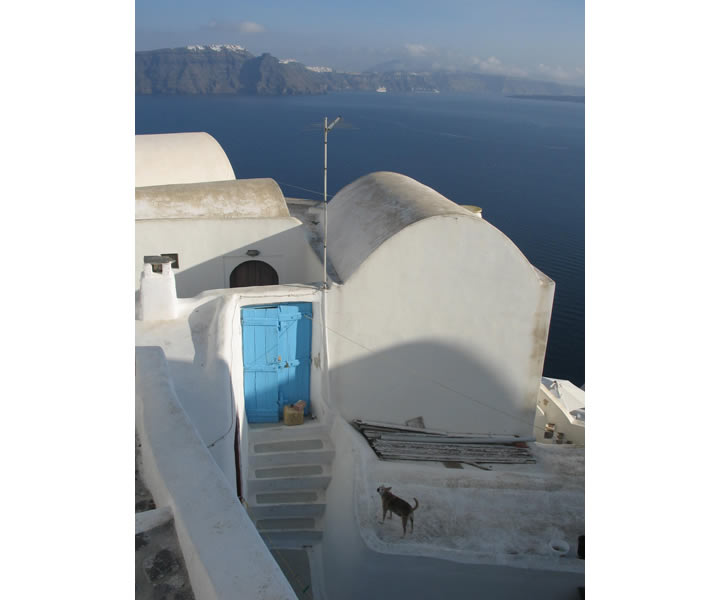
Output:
left=140, top=256, right=178, bottom=321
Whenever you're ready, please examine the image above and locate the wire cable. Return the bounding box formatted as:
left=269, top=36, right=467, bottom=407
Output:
left=277, top=180, right=337, bottom=200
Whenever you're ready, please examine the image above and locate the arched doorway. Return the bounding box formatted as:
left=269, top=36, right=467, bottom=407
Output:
left=229, top=260, right=279, bottom=288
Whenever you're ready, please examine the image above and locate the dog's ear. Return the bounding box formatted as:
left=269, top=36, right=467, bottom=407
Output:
left=386, top=487, right=392, bottom=491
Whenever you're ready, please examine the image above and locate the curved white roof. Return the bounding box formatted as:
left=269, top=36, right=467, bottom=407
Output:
left=136, top=179, right=290, bottom=220
left=327, top=172, right=471, bottom=281
left=136, top=132, right=235, bottom=188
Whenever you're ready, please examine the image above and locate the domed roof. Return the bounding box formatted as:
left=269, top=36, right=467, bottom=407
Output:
left=136, top=132, right=235, bottom=188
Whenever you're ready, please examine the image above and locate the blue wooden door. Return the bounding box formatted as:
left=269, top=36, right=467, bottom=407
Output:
left=242, top=303, right=312, bottom=423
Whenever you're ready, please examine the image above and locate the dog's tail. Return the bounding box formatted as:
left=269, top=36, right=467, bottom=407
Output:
left=411, top=498, right=419, bottom=512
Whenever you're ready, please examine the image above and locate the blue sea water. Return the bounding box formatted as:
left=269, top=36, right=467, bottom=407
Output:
left=136, top=93, right=585, bottom=386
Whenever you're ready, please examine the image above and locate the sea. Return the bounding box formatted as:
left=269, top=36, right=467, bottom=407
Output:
left=136, top=92, right=585, bottom=386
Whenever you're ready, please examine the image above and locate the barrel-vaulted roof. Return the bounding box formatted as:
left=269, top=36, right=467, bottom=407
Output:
left=326, top=172, right=472, bottom=281
left=136, top=179, right=290, bottom=220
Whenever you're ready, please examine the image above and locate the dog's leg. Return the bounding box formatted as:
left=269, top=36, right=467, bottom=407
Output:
left=410, top=514, right=414, bottom=533
left=401, top=515, right=407, bottom=536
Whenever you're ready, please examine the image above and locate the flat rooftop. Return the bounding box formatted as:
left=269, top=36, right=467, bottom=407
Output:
left=355, top=441, right=584, bottom=572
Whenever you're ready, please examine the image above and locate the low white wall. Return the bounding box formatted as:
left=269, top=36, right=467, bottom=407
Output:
left=326, top=215, right=554, bottom=437
left=135, top=218, right=323, bottom=297
left=319, top=420, right=584, bottom=599
left=138, top=295, right=238, bottom=488
left=135, top=346, right=296, bottom=600
left=534, top=388, right=585, bottom=446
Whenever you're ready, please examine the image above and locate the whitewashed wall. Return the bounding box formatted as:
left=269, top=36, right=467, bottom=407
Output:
left=135, top=218, right=323, bottom=297
left=326, top=214, right=554, bottom=438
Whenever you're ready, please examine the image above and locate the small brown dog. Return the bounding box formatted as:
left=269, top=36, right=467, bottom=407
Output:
left=377, top=485, right=419, bottom=536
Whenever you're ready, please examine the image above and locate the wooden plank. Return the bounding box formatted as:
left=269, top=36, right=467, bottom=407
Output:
left=373, top=433, right=528, bottom=445
left=352, top=419, right=523, bottom=439
left=381, top=454, right=536, bottom=470
left=372, top=441, right=530, bottom=453
left=371, top=442, right=534, bottom=461
left=374, top=447, right=532, bottom=457
left=374, top=453, right=533, bottom=463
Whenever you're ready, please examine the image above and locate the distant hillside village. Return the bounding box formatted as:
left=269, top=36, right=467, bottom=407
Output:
left=135, top=45, right=584, bottom=97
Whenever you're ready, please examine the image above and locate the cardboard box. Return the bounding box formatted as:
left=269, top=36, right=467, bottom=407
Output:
left=283, top=405, right=304, bottom=426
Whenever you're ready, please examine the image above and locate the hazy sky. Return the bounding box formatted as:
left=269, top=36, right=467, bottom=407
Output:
left=136, top=0, right=584, bottom=85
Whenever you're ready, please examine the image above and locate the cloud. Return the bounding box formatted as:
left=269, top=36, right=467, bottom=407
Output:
left=238, top=21, right=266, bottom=33
left=207, top=20, right=266, bottom=34
left=404, top=43, right=428, bottom=57
left=537, top=64, right=573, bottom=81
left=471, top=56, right=528, bottom=78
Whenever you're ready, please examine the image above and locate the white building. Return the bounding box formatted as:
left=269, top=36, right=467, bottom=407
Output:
left=135, top=132, right=583, bottom=600
left=136, top=132, right=554, bottom=438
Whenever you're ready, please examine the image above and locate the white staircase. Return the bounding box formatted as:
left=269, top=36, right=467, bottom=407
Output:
left=246, top=423, right=335, bottom=549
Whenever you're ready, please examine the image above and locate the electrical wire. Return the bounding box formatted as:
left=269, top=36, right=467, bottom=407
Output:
left=276, top=180, right=336, bottom=200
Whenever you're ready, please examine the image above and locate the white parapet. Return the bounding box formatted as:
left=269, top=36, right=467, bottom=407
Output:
left=136, top=346, right=297, bottom=599
left=140, top=257, right=178, bottom=321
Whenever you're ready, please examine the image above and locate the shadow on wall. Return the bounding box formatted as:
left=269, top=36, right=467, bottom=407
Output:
left=156, top=298, right=238, bottom=489
left=151, top=227, right=322, bottom=297
left=329, top=338, right=535, bottom=436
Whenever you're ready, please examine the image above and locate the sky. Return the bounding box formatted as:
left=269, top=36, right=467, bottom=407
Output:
left=135, top=0, right=585, bottom=85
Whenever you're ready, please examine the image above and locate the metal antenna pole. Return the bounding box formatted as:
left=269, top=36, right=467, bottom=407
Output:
left=324, top=117, right=328, bottom=290
left=323, top=116, right=341, bottom=291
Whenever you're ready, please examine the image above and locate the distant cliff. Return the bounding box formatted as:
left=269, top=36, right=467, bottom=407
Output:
left=136, top=46, right=584, bottom=97
left=135, top=46, right=328, bottom=95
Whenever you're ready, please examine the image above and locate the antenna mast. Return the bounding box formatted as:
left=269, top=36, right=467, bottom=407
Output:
left=323, top=116, right=341, bottom=290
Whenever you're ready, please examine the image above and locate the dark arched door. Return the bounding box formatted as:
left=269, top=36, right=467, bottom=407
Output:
left=229, top=260, right=279, bottom=288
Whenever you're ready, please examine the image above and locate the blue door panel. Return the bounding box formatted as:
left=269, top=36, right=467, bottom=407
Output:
left=242, top=303, right=312, bottom=423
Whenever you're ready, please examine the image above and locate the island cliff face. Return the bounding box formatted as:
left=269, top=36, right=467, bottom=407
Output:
left=136, top=46, right=583, bottom=97
left=136, top=47, right=329, bottom=95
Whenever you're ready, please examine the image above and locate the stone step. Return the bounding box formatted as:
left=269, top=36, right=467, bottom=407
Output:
left=248, top=501, right=326, bottom=520
left=248, top=422, right=331, bottom=444
left=259, top=529, right=324, bottom=550
left=250, top=438, right=335, bottom=468
left=254, top=464, right=327, bottom=479
left=251, top=448, right=336, bottom=468
left=250, top=489, right=326, bottom=506
left=256, top=517, right=317, bottom=531
left=246, top=468, right=332, bottom=494
left=253, top=438, right=326, bottom=454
